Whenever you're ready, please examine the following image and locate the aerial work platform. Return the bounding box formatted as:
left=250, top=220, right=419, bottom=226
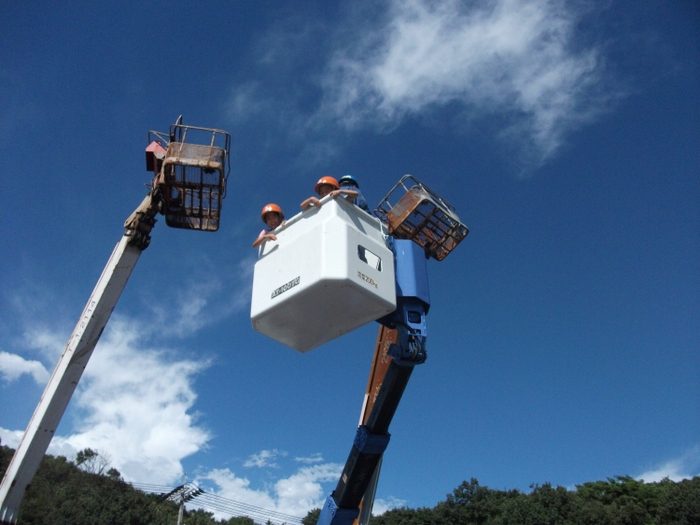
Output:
left=251, top=197, right=396, bottom=352
left=0, top=117, right=233, bottom=525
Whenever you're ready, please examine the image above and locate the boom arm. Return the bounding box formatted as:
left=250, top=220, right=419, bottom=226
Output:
left=355, top=326, right=398, bottom=525
left=0, top=195, right=159, bottom=525
left=317, top=240, right=430, bottom=525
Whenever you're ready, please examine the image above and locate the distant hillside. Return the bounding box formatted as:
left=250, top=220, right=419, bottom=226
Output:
left=0, top=446, right=257, bottom=525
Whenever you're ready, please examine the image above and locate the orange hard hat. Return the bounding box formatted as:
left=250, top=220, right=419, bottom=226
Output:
left=261, top=203, right=284, bottom=223
left=314, top=176, right=339, bottom=194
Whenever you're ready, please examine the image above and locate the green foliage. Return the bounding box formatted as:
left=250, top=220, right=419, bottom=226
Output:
left=74, top=447, right=111, bottom=475
left=8, top=446, right=179, bottom=525
left=106, top=467, right=123, bottom=481
left=223, top=517, right=256, bottom=525
left=302, top=508, right=321, bottom=525
left=185, top=507, right=218, bottom=524
left=0, top=446, right=257, bottom=525
left=371, top=475, right=700, bottom=525
left=74, top=447, right=98, bottom=467
left=370, top=506, right=439, bottom=525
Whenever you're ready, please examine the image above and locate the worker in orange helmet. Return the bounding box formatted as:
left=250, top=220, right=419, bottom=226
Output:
left=300, top=176, right=358, bottom=210
left=253, top=203, right=285, bottom=248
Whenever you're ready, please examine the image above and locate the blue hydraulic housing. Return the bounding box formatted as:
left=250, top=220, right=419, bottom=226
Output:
left=393, top=239, right=430, bottom=311
left=378, top=239, right=430, bottom=365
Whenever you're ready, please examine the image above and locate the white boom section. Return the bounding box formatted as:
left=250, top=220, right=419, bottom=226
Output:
left=0, top=235, right=142, bottom=524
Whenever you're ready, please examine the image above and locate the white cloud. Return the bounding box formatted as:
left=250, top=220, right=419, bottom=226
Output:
left=200, top=468, right=275, bottom=508
left=21, top=328, right=67, bottom=360
left=0, top=246, right=259, bottom=487
left=197, top=462, right=343, bottom=519
left=0, top=272, right=403, bottom=518
left=244, top=448, right=287, bottom=469
left=637, top=445, right=700, bottom=483
left=319, top=0, right=606, bottom=165
left=373, top=496, right=408, bottom=516
left=2, top=314, right=211, bottom=485
left=1, top=316, right=402, bottom=520
left=193, top=462, right=405, bottom=521
left=0, top=351, right=49, bottom=384
left=59, top=315, right=211, bottom=484
left=295, top=453, right=324, bottom=464
left=0, top=427, right=25, bottom=449
left=228, top=0, right=612, bottom=170
left=273, top=463, right=343, bottom=516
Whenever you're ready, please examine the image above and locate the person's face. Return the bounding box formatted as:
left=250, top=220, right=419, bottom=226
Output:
left=318, top=184, right=334, bottom=197
left=265, top=212, right=281, bottom=229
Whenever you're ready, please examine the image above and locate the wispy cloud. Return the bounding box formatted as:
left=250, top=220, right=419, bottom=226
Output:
left=319, top=0, right=607, bottom=166
left=637, top=445, right=700, bottom=483
left=295, top=453, right=324, bottom=464
left=244, top=449, right=288, bottom=469
left=373, top=496, right=408, bottom=516
left=0, top=351, right=49, bottom=384
left=146, top=256, right=255, bottom=340
left=227, top=0, right=612, bottom=171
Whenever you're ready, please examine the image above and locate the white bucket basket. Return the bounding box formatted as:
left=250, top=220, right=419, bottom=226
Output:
left=251, top=196, right=396, bottom=352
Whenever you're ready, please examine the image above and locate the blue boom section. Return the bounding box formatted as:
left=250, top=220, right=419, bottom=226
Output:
left=393, top=239, right=430, bottom=311
left=317, top=239, right=430, bottom=525
left=385, top=240, right=429, bottom=366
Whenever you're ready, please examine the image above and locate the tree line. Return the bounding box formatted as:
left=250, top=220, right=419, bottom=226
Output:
left=2, top=445, right=699, bottom=524
left=364, top=476, right=700, bottom=525
left=1, top=446, right=261, bottom=525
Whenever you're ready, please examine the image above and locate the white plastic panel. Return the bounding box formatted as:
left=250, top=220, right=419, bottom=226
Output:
left=251, top=196, right=396, bottom=352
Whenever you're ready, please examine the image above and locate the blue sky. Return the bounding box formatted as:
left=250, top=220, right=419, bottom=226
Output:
left=1, top=0, right=698, bottom=520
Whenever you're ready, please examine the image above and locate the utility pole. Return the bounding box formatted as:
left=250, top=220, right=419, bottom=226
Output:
left=177, top=474, right=186, bottom=525
left=159, top=476, right=202, bottom=525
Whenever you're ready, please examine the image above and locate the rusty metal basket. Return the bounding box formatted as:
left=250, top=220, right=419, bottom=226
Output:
left=375, top=175, right=468, bottom=261
left=150, top=121, right=231, bottom=232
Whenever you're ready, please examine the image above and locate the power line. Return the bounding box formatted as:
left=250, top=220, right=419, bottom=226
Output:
left=130, top=481, right=305, bottom=525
